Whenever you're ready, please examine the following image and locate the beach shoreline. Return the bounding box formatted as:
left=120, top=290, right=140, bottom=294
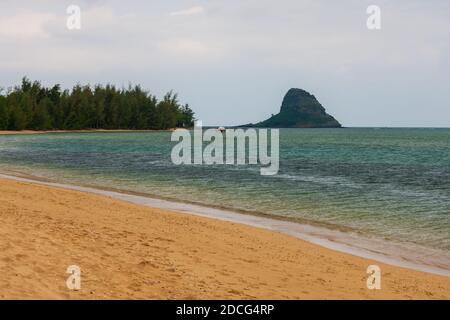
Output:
left=1, top=171, right=449, bottom=278
left=0, top=129, right=175, bottom=136
left=0, top=175, right=449, bottom=299
left=0, top=170, right=450, bottom=277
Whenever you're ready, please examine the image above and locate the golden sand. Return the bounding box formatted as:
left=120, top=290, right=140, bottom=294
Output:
left=0, top=178, right=449, bottom=299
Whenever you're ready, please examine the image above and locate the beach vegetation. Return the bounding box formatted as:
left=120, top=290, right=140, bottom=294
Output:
left=0, top=77, right=195, bottom=131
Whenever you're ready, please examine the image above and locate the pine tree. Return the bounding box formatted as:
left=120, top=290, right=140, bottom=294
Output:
left=0, top=96, right=9, bottom=130
left=0, top=78, right=195, bottom=131
left=8, top=106, right=27, bottom=130
left=31, top=98, right=52, bottom=130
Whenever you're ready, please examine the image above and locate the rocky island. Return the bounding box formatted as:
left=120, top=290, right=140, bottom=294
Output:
left=243, top=88, right=342, bottom=128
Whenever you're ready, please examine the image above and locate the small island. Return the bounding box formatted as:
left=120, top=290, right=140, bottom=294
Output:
left=242, top=88, right=342, bottom=128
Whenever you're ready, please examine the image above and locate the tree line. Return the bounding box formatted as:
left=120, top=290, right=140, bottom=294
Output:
left=0, top=78, right=195, bottom=131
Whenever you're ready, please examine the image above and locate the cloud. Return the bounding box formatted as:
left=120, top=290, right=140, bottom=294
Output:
left=170, top=6, right=205, bottom=17
left=157, top=38, right=214, bottom=56
left=0, top=0, right=450, bottom=126
left=0, top=12, right=56, bottom=39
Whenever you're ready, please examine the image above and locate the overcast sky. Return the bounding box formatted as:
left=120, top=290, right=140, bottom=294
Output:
left=1, top=0, right=449, bottom=127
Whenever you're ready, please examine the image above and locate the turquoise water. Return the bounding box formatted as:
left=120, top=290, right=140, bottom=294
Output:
left=0, top=128, right=449, bottom=254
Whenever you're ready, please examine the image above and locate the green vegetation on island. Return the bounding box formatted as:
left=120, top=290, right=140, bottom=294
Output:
left=0, top=77, right=195, bottom=131
left=242, top=88, right=341, bottom=128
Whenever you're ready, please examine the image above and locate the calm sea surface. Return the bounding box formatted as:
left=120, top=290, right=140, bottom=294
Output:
left=1, top=128, right=449, bottom=255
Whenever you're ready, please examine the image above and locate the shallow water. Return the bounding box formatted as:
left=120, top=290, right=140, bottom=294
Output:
left=0, top=128, right=449, bottom=260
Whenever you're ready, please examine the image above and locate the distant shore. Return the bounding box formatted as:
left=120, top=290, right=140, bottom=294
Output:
left=0, top=129, right=175, bottom=135
left=0, top=176, right=449, bottom=299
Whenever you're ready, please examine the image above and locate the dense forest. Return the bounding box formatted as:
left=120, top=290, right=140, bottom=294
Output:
left=0, top=78, right=195, bottom=130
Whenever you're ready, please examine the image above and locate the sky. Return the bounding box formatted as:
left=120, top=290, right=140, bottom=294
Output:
left=0, top=0, right=449, bottom=127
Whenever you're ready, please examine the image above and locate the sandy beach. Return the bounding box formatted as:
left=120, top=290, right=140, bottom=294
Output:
left=0, top=177, right=449, bottom=300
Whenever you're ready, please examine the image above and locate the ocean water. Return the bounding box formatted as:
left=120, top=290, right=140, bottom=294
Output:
left=0, top=128, right=449, bottom=260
